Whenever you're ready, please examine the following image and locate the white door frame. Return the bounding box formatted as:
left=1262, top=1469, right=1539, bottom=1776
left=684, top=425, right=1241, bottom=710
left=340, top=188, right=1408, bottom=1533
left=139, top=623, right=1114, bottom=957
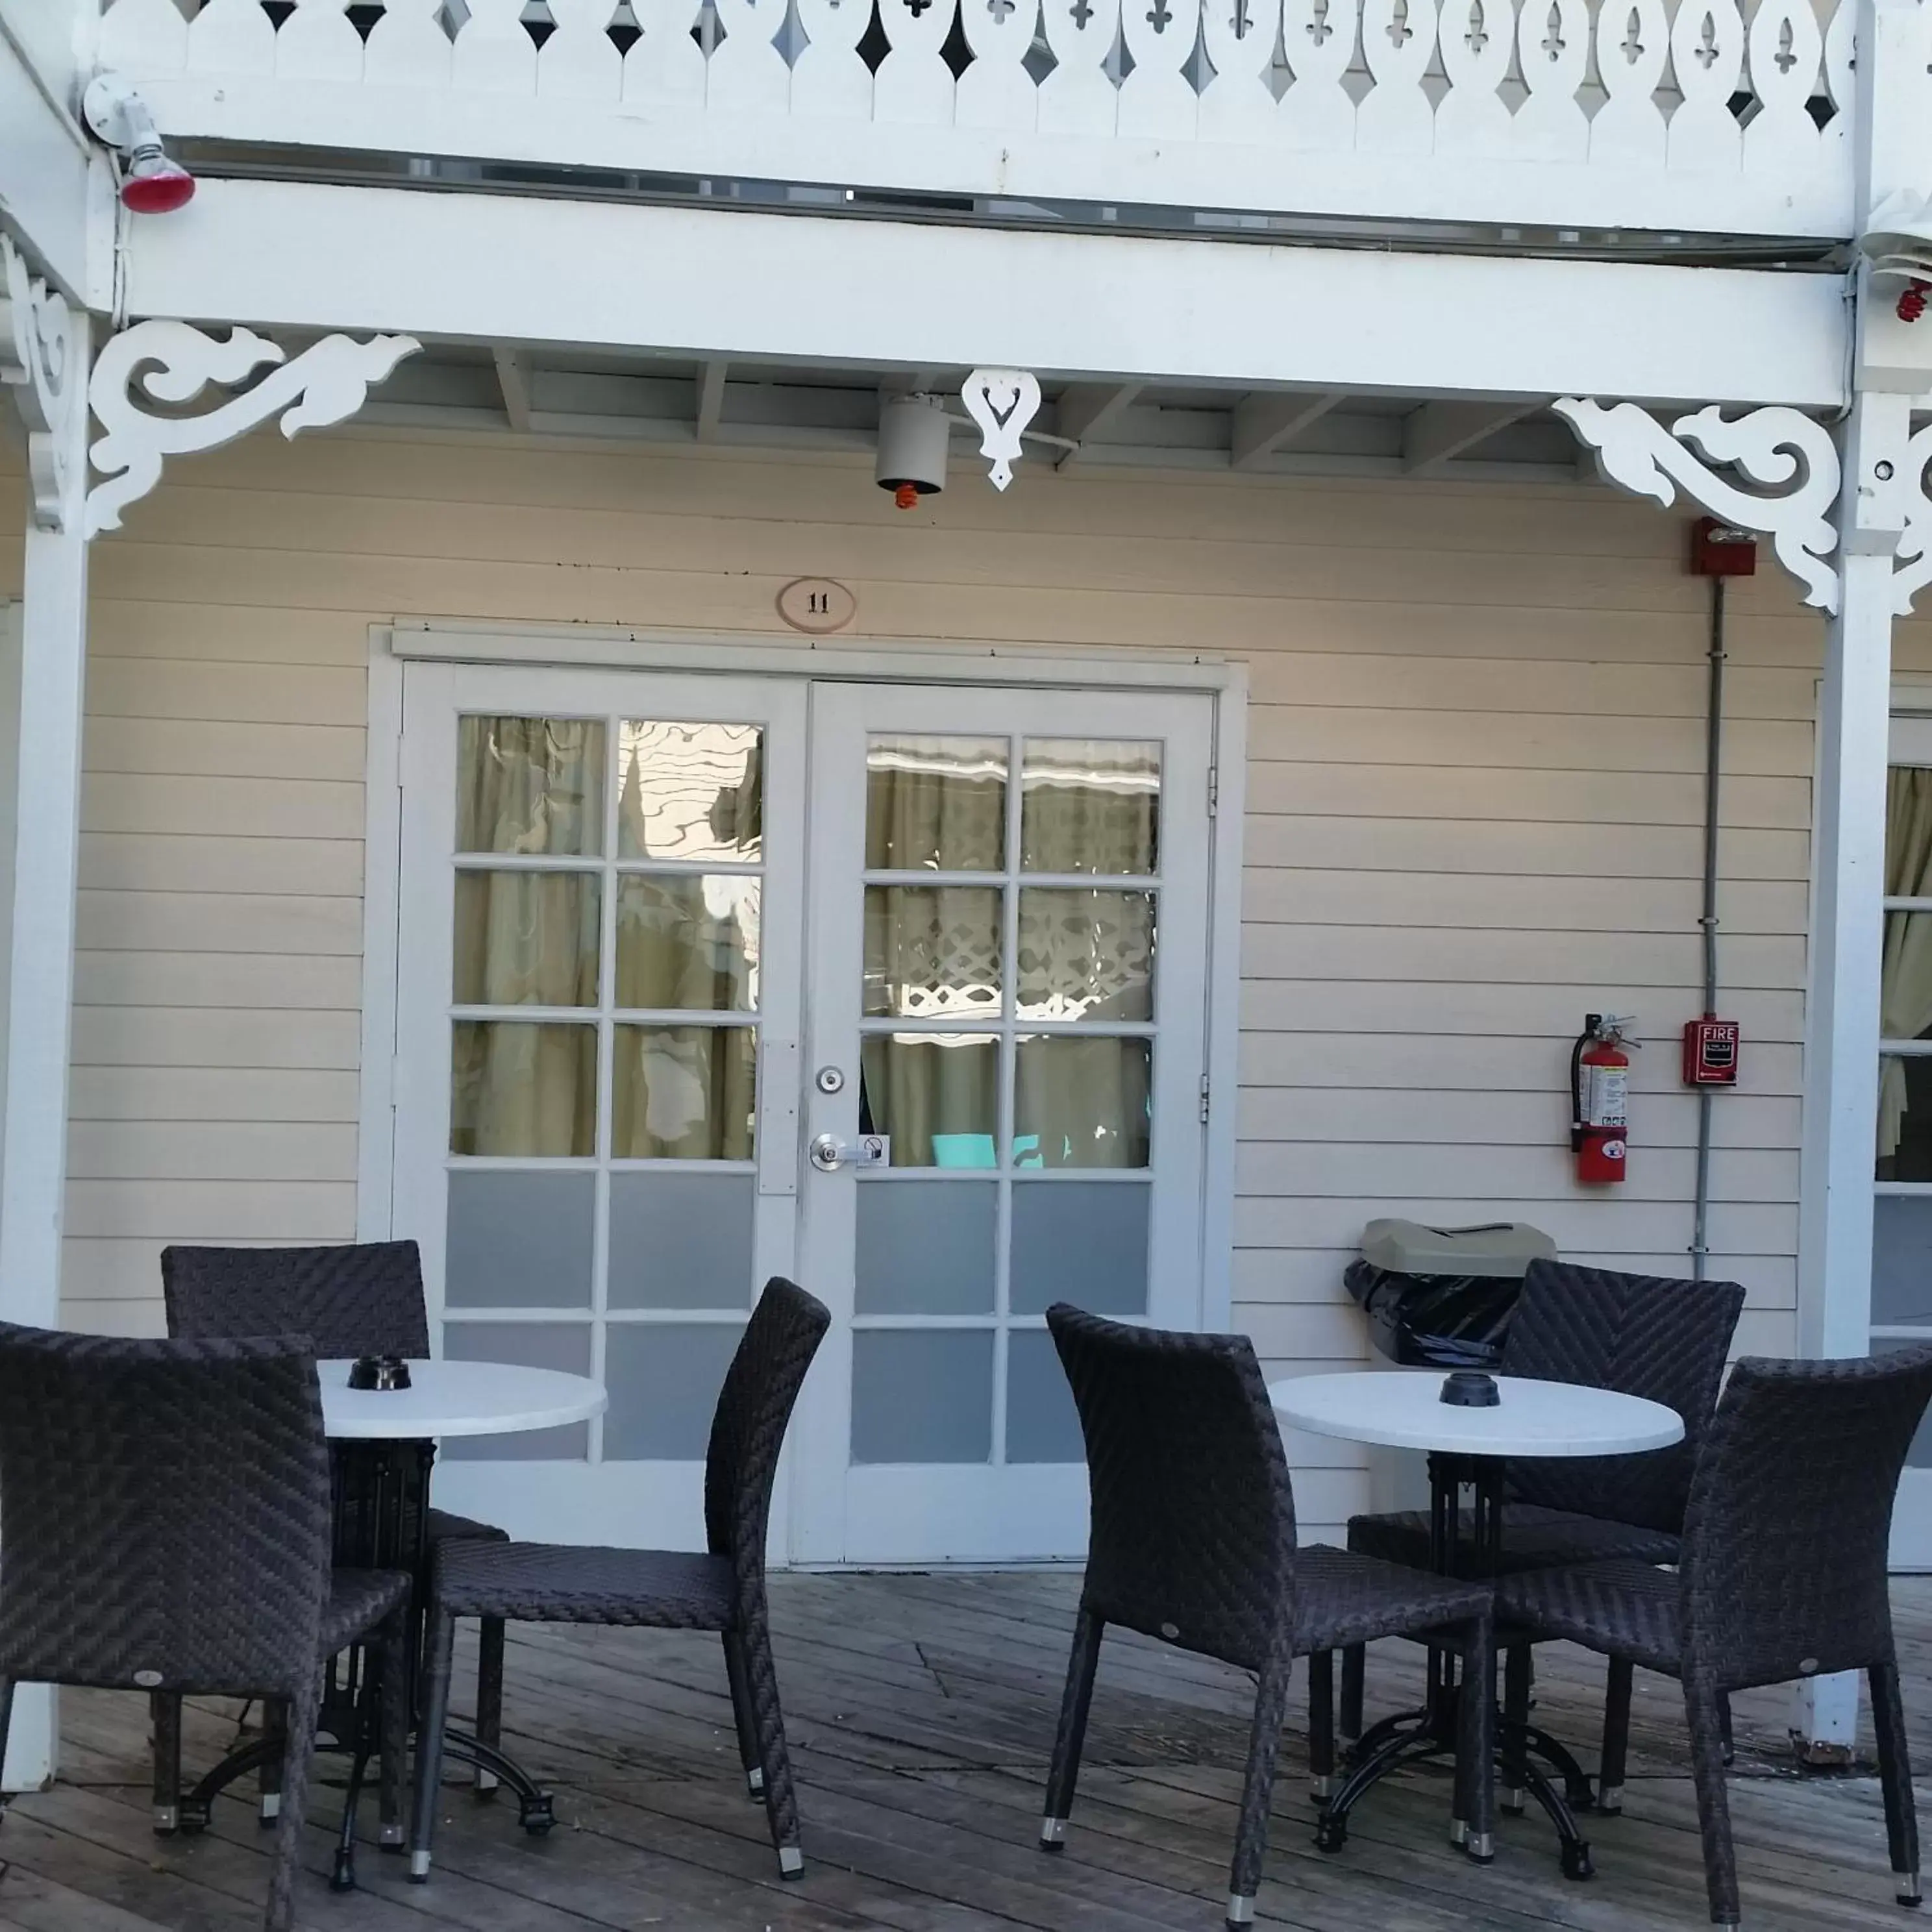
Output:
left=357, top=626, right=1248, bottom=1541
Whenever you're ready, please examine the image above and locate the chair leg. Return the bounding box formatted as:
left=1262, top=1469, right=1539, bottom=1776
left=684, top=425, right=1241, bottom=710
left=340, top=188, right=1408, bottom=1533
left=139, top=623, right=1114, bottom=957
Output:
left=409, top=1611, right=459, bottom=1884
left=1501, top=1642, right=1532, bottom=1814
left=1598, top=1658, right=1633, bottom=1816
left=739, top=1608, right=804, bottom=1877
left=1684, top=1674, right=1740, bottom=1927
left=1458, top=1622, right=1496, bottom=1861
left=1307, top=1648, right=1335, bottom=1801
left=1042, top=1606, right=1104, bottom=1848
left=151, top=1691, right=182, bottom=1833
left=1339, top=1643, right=1365, bottom=1740
left=1228, top=1652, right=1294, bottom=1928
left=257, top=1699, right=284, bottom=1826
left=722, top=1631, right=764, bottom=1798
left=474, top=1617, right=504, bottom=1794
left=1871, top=1652, right=1922, bottom=1905
left=265, top=1678, right=321, bottom=1932
left=378, top=1610, right=408, bottom=1851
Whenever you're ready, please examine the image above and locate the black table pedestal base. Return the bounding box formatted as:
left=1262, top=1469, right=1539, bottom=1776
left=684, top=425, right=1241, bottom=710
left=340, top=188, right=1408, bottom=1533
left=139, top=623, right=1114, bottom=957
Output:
left=1312, top=1453, right=1594, bottom=1879
left=160, top=1437, right=554, bottom=1890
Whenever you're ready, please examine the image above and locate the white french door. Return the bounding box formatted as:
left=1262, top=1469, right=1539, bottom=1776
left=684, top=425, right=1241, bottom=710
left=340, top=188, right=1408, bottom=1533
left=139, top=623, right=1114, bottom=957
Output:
left=394, top=664, right=808, bottom=1548
left=390, top=660, right=1219, bottom=1564
left=789, top=684, right=1214, bottom=1563
left=1879, top=713, right=1932, bottom=1567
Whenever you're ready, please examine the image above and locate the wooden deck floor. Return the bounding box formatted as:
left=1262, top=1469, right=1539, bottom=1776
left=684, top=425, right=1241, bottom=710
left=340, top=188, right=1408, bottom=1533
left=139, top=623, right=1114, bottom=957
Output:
left=5, top=1571, right=1928, bottom=1931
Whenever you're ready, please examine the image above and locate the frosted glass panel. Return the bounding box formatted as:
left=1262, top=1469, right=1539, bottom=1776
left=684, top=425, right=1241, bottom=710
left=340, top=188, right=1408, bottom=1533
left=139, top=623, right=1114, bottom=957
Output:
left=608, top=1172, right=755, bottom=1309
left=611, top=1025, right=756, bottom=1159
left=864, top=886, right=1003, bottom=1018
left=1009, top=1182, right=1150, bottom=1315
left=451, top=1022, right=597, bottom=1157
left=865, top=736, right=1007, bottom=871
left=615, top=875, right=760, bottom=1012
left=851, top=1330, right=993, bottom=1463
left=856, top=1181, right=996, bottom=1313
left=453, top=872, right=600, bottom=1008
left=618, top=721, right=762, bottom=862
left=604, top=1323, right=743, bottom=1459
left=1013, top=1036, right=1151, bottom=1169
left=1017, top=890, right=1154, bottom=1022
left=443, top=1322, right=591, bottom=1460
left=446, top=1170, right=595, bottom=1309
left=1874, top=1195, right=1932, bottom=1326
left=1021, top=738, right=1159, bottom=876
left=457, top=717, right=602, bottom=856
left=1006, top=1330, right=1085, bottom=1464
left=860, top=1034, right=999, bottom=1168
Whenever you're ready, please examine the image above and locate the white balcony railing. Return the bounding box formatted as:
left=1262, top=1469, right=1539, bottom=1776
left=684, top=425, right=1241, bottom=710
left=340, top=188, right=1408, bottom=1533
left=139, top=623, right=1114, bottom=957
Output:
left=100, top=0, right=1898, bottom=241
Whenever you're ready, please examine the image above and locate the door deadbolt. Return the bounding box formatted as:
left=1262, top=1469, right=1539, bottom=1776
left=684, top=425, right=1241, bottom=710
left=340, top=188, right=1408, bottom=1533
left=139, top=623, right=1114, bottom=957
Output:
left=815, top=1066, right=845, bottom=1094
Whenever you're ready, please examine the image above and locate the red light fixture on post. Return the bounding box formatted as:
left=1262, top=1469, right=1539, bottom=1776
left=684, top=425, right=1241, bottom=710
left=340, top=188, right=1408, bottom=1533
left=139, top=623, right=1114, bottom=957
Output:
left=83, top=75, right=195, bottom=216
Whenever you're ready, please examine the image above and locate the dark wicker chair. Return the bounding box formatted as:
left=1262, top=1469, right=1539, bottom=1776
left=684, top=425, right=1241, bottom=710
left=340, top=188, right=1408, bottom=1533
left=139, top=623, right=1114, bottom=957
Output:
left=1041, top=1306, right=1496, bottom=1930
left=1340, top=1260, right=1744, bottom=1760
left=160, top=1240, right=510, bottom=1805
left=408, top=1276, right=830, bottom=1882
left=1497, top=1348, right=1932, bottom=1926
left=0, top=1323, right=410, bottom=1932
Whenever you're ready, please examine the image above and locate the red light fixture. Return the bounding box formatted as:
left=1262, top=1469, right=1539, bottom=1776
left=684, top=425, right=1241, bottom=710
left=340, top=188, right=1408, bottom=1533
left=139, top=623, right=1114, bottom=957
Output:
left=83, top=75, right=195, bottom=216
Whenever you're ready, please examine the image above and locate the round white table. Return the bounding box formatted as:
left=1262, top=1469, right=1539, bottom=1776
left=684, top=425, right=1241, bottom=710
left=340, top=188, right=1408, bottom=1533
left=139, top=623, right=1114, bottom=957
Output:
left=186, top=1359, right=606, bottom=1870
left=1270, top=1369, right=1685, bottom=1879
left=318, top=1357, right=608, bottom=1441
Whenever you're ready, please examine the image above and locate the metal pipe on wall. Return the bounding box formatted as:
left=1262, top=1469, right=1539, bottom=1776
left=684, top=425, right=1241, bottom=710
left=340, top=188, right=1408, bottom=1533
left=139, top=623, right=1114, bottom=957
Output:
left=1690, top=575, right=1727, bottom=1281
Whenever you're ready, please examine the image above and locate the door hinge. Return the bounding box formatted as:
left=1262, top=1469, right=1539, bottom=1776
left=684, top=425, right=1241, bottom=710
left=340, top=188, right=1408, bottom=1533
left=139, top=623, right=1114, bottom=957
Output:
left=1207, top=765, right=1219, bottom=819
left=1198, top=1074, right=1211, bottom=1125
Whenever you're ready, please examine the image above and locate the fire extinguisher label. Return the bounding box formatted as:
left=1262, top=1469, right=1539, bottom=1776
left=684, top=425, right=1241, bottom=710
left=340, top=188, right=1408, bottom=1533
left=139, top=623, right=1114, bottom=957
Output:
left=1584, top=1065, right=1628, bottom=1126
left=1600, top=1138, right=1626, bottom=1161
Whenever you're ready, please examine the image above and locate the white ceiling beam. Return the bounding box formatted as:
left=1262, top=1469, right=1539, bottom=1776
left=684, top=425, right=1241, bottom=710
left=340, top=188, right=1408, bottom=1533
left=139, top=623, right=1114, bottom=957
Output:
left=1402, top=397, right=1542, bottom=475
left=1054, top=382, right=1143, bottom=469
left=130, top=183, right=1849, bottom=411
left=1230, top=390, right=1346, bottom=469
left=695, top=358, right=727, bottom=441
left=491, top=345, right=532, bottom=433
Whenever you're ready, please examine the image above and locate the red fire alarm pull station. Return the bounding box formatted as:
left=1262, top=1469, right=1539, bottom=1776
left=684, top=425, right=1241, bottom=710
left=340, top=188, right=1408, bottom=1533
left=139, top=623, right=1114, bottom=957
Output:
left=1682, top=1018, right=1740, bottom=1087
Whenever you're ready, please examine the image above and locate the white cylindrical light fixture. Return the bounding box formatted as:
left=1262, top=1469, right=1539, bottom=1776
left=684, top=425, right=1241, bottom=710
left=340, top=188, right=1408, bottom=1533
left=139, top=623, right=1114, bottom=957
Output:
left=875, top=393, right=950, bottom=509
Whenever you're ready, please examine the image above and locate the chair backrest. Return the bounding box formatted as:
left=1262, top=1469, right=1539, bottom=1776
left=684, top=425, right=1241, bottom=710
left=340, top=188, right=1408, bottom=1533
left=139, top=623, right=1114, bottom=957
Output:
left=162, top=1241, right=430, bottom=1359
left=1679, top=1348, right=1932, bottom=1688
left=703, top=1278, right=830, bottom=1585
left=1047, top=1305, right=1294, bottom=1672
left=0, top=1324, right=332, bottom=1698
left=1500, top=1259, right=1744, bottom=1533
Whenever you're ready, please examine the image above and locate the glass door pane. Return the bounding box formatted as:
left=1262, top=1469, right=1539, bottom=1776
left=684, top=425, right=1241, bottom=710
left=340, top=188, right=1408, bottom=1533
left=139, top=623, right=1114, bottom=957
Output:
left=797, top=684, right=1216, bottom=1563
left=395, top=667, right=806, bottom=1550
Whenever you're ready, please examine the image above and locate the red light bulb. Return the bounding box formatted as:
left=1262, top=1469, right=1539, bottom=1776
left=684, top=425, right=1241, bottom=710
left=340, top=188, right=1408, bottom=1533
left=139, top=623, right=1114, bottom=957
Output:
left=120, top=153, right=195, bottom=215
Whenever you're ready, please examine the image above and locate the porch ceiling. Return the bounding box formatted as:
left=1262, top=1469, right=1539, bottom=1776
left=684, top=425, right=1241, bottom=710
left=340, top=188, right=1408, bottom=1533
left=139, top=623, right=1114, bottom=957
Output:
left=355, top=339, right=1588, bottom=484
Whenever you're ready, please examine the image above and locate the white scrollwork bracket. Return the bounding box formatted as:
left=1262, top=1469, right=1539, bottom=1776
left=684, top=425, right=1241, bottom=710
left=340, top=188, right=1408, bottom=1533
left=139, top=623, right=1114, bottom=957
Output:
left=0, top=235, right=81, bottom=533
left=1896, top=422, right=1932, bottom=618
left=961, top=369, right=1043, bottom=491
left=1555, top=398, right=1842, bottom=613
left=87, top=320, right=421, bottom=538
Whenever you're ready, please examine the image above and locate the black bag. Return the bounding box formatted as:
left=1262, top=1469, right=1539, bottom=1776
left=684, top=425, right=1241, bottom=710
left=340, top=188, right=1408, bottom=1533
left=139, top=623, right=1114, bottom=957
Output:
left=1344, top=1220, right=1555, bottom=1371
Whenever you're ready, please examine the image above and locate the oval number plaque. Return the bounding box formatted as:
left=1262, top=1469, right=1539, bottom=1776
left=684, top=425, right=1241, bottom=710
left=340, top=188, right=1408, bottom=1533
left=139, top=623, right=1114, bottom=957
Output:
left=777, top=577, right=856, bottom=636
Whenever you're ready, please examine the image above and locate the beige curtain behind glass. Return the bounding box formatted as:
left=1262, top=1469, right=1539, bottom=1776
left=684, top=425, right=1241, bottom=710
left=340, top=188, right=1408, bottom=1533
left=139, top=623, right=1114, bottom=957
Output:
left=454, top=719, right=601, bottom=1156
left=1882, top=767, right=1932, bottom=1161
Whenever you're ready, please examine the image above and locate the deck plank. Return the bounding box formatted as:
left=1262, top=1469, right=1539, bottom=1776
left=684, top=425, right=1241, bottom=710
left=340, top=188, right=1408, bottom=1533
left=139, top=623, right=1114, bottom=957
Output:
left=7, top=1574, right=1927, bottom=1930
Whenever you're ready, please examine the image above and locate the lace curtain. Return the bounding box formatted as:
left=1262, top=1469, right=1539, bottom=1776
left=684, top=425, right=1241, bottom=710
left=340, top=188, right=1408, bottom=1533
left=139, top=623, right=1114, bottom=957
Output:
left=1881, top=767, right=1932, bottom=1165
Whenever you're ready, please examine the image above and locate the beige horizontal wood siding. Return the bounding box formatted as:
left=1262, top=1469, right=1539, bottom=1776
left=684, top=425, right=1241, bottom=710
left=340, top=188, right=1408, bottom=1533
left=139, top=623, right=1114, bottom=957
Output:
left=8, top=427, right=1923, bottom=1543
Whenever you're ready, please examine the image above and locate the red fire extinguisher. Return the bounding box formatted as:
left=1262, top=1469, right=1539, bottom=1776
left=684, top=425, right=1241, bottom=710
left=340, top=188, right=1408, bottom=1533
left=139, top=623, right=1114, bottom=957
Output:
left=1570, top=1014, right=1637, bottom=1185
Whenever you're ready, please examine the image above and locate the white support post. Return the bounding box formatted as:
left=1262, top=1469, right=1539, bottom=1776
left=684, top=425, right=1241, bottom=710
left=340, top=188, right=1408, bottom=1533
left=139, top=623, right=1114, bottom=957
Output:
left=1792, top=388, right=1915, bottom=1758
left=0, top=309, right=90, bottom=1792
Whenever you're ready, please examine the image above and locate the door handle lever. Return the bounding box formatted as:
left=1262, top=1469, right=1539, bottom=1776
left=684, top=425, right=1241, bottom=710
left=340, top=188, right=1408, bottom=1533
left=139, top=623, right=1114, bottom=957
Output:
left=809, top=1133, right=889, bottom=1171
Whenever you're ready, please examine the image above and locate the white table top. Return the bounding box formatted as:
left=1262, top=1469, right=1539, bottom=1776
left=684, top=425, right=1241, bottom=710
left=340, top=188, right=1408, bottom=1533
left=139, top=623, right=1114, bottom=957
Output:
left=1269, top=1370, right=1685, bottom=1459
left=319, top=1359, right=608, bottom=1441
